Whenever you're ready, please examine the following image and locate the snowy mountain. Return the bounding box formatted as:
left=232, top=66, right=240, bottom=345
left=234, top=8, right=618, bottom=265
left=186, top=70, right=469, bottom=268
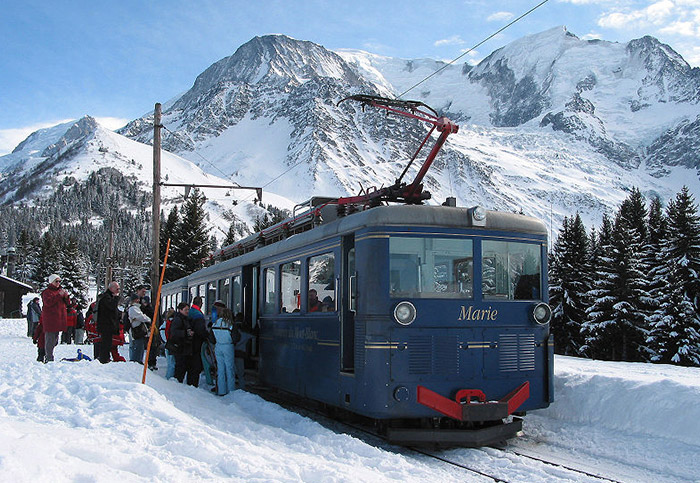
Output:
left=0, top=115, right=293, bottom=234
left=3, top=27, right=700, bottom=236
left=115, top=28, right=700, bottom=230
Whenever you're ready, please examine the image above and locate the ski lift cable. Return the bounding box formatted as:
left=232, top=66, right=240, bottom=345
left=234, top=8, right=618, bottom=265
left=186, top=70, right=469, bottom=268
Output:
left=396, top=0, right=550, bottom=100
left=161, top=124, right=308, bottom=203
left=161, top=125, right=241, bottom=187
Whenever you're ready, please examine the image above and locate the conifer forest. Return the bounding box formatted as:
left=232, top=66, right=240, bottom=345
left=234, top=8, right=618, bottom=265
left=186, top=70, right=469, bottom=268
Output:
left=549, top=186, right=700, bottom=367
left=0, top=172, right=285, bottom=308
left=2, top=174, right=699, bottom=367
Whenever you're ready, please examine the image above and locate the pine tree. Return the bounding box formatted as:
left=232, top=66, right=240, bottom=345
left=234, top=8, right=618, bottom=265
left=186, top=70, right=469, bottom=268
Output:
left=172, top=189, right=212, bottom=278
left=549, top=213, right=590, bottom=355
left=613, top=188, right=652, bottom=361
left=160, top=206, right=180, bottom=282
left=645, top=196, right=668, bottom=361
left=223, top=222, right=237, bottom=246
left=14, top=229, right=39, bottom=285
left=606, top=205, right=650, bottom=361
left=648, top=187, right=700, bottom=366
left=583, top=214, right=617, bottom=359
left=33, top=232, right=62, bottom=289
left=61, top=237, right=90, bottom=307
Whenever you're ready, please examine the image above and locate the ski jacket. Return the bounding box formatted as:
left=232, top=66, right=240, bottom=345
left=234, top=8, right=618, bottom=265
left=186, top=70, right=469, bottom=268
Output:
left=211, top=317, right=234, bottom=345
left=96, top=290, right=120, bottom=332
left=27, top=300, right=41, bottom=323
left=128, top=303, right=151, bottom=328
left=169, top=312, right=193, bottom=356
left=33, top=318, right=45, bottom=349
left=66, top=306, right=77, bottom=328
left=41, top=285, right=71, bottom=332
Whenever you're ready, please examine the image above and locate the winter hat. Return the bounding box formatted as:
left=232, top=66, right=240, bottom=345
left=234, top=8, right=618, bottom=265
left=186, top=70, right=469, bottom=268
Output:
left=48, top=274, right=61, bottom=284
left=213, top=300, right=226, bottom=308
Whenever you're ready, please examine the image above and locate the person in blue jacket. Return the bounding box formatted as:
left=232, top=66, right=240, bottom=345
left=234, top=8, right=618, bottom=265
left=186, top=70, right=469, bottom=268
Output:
left=184, top=296, right=207, bottom=387
left=211, top=306, right=238, bottom=396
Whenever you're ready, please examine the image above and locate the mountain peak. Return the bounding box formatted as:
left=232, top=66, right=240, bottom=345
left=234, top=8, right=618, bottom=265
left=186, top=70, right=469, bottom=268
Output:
left=173, top=34, right=359, bottom=113
left=41, top=116, right=99, bottom=158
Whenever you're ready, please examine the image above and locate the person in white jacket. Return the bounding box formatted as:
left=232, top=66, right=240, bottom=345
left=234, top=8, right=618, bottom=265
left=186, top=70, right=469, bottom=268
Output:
left=127, top=293, right=150, bottom=363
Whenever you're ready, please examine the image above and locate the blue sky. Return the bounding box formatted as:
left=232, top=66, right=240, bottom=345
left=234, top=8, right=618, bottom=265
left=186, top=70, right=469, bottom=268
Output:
left=1, top=0, right=699, bottom=154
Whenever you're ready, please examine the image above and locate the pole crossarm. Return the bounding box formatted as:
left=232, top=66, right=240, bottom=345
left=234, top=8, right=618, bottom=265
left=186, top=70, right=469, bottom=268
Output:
left=160, top=183, right=263, bottom=201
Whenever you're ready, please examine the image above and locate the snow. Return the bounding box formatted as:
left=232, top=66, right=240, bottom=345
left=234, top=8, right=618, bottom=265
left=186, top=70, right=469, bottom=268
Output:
left=1, top=317, right=698, bottom=482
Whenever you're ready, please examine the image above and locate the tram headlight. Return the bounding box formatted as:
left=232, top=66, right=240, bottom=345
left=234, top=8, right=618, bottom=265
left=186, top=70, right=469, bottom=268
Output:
left=393, top=301, right=417, bottom=326
left=470, top=206, right=487, bottom=226
left=532, top=302, right=552, bottom=325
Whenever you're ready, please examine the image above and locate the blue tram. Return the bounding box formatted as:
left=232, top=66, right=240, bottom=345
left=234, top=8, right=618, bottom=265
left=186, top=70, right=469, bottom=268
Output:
left=160, top=97, right=553, bottom=446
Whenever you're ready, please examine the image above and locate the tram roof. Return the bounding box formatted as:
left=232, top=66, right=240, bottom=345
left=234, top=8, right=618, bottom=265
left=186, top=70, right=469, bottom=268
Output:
left=163, top=205, right=546, bottom=290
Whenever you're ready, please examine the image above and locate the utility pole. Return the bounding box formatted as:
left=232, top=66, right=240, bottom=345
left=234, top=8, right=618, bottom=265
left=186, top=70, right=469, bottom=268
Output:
left=105, top=218, right=114, bottom=288
left=152, top=103, right=162, bottom=298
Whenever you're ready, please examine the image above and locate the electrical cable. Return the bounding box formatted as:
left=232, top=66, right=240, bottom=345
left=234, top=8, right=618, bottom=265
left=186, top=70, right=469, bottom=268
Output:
left=396, top=0, right=550, bottom=99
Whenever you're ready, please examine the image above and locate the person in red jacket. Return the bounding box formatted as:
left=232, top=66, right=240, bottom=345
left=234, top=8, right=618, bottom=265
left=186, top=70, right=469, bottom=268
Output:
left=41, top=274, right=71, bottom=362
left=62, top=303, right=77, bottom=344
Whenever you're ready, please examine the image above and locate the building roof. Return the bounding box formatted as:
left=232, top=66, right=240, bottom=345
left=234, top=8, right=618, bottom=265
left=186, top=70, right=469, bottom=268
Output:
left=0, top=274, right=34, bottom=290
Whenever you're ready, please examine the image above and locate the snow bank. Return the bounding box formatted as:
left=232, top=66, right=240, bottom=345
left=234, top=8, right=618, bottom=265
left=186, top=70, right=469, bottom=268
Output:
left=544, top=355, right=700, bottom=447
left=0, top=318, right=467, bottom=482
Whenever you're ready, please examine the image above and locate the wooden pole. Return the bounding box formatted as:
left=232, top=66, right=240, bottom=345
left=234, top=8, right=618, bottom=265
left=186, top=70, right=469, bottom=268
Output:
left=105, top=218, right=114, bottom=288
left=152, top=102, right=162, bottom=297
left=142, top=238, right=170, bottom=384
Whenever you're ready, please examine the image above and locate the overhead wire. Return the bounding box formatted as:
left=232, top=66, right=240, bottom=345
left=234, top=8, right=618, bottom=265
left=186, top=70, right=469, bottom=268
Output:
left=396, top=0, right=550, bottom=100
left=158, top=122, right=312, bottom=253
left=158, top=0, right=551, bottom=255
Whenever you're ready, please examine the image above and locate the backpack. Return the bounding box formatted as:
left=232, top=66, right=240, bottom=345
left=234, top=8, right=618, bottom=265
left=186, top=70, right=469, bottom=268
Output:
left=230, top=324, right=242, bottom=345
left=122, top=306, right=130, bottom=330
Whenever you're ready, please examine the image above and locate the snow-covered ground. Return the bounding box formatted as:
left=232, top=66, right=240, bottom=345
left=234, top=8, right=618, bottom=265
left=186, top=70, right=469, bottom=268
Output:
left=1, top=317, right=698, bottom=482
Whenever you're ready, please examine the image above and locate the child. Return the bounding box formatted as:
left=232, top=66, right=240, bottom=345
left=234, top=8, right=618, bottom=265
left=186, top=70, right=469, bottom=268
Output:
left=32, top=316, right=46, bottom=363
left=211, top=306, right=238, bottom=396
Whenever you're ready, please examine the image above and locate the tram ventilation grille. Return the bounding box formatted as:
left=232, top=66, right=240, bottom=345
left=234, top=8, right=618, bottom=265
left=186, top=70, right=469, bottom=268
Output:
left=435, top=336, right=459, bottom=375
left=355, top=323, right=366, bottom=373
left=408, top=336, right=459, bottom=375
left=499, top=333, right=535, bottom=372
left=409, top=337, right=431, bottom=375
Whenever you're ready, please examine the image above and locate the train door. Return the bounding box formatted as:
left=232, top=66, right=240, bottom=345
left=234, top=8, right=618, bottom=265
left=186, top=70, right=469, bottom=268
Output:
left=242, top=263, right=259, bottom=331
left=341, top=235, right=356, bottom=373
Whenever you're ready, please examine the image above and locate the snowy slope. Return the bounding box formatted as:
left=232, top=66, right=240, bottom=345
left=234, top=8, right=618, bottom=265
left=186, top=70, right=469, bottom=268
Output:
left=1, top=317, right=698, bottom=482
left=0, top=116, right=295, bottom=235
left=113, top=29, right=700, bottom=235
left=3, top=28, right=700, bottom=238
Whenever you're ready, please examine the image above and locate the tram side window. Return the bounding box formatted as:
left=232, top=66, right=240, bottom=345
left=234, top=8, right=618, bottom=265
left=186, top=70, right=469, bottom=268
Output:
left=389, top=237, right=473, bottom=298
left=263, top=267, right=277, bottom=314
left=482, top=240, right=541, bottom=300
left=219, top=278, right=230, bottom=309
left=189, top=286, right=197, bottom=303
left=308, top=253, right=335, bottom=312
left=281, top=260, right=301, bottom=313
left=196, top=284, right=205, bottom=312
left=206, top=281, right=216, bottom=315
left=232, top=275, right=242, bottom=316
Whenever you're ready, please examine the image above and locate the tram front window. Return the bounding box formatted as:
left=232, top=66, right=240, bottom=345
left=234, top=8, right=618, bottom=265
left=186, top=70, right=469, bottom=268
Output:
left=389, top=237, right=473, bottom=298
left=482, top=240, right=541, bottom=300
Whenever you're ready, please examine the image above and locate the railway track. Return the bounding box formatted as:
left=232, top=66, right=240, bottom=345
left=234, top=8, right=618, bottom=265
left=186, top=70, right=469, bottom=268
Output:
left=245, top=385, right=624, bottom=482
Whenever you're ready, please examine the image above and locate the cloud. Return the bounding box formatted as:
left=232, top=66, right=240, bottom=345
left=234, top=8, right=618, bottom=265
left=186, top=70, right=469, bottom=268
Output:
left=0, top=120, right=70, bottom=156
left=96, top=117, right=130, bottom=131
left=581, top=31, right=604, bottom=40
left=487, top=11, right=514, bottom=22
left=597, top=1, right=692, bottom=29
left=434, top=35, right=465, bottom=47
left=659, top=20, right=698, bottom=35
left=594, top=0, right=700, bottom=62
